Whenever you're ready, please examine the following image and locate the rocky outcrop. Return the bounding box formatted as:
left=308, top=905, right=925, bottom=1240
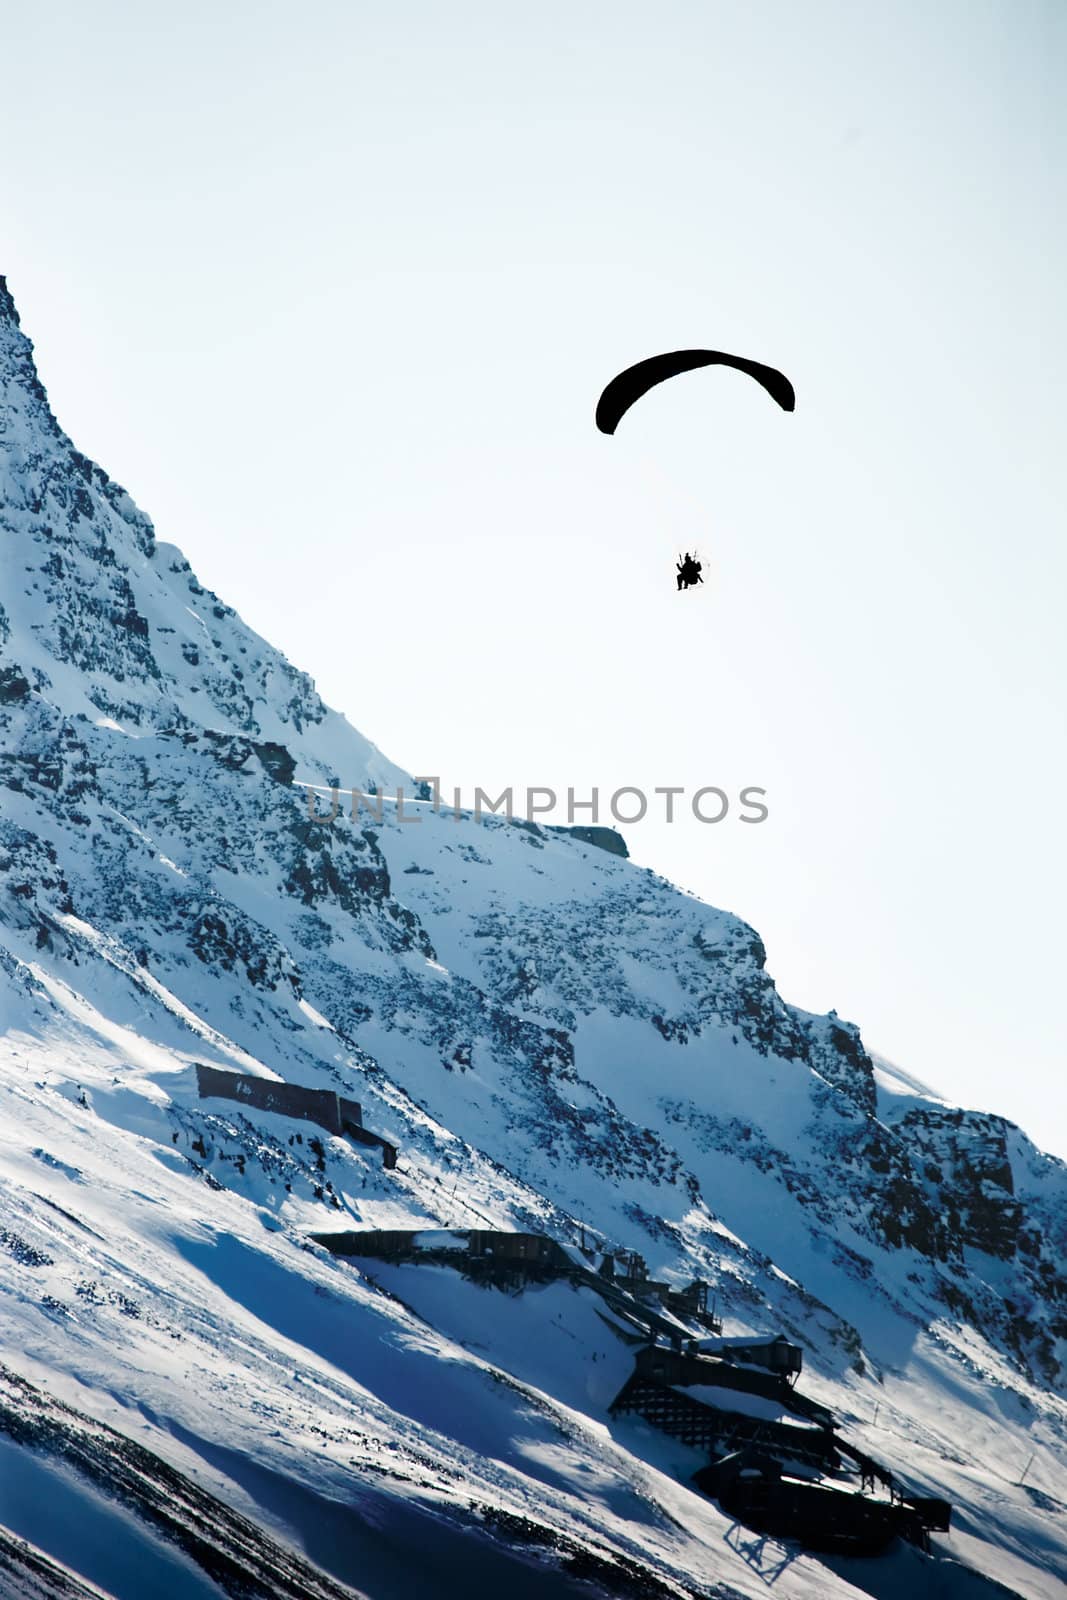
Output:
left=895, top=1106, right=1021, bottom=1260
left=552, top=824, right=629, bottom=857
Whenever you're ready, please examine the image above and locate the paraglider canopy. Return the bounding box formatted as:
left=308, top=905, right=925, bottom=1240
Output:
left=595, top=349, right=795, bottom=435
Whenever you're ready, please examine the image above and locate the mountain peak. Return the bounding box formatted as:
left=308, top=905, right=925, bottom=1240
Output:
left=0, top=275, right=21, bottom=324
left=0, top=274, right=58, bottom=435
left=0, top=277, right=405, bottom=791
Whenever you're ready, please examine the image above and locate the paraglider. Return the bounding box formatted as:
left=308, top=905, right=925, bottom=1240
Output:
left=676, top=553, right=703, bottom=591
left=595, top=348, right=795, bottom=592
left=595, top=349, right=795, bottom=436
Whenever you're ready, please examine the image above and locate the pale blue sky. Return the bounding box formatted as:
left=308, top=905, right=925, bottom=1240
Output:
left=3, top=2, right=1065, bottom=1153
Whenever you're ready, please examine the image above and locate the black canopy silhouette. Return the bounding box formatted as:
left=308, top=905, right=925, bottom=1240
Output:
left=595, top=349, right=795, bottom=434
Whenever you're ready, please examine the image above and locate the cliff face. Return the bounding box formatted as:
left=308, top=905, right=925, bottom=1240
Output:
left=1, top=279, right=1065, bottom=1600
left=0, top=279, right=404, bottom=791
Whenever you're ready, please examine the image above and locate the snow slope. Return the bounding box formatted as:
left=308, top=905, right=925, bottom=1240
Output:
left=1, top=277, right=1064, bottom=1599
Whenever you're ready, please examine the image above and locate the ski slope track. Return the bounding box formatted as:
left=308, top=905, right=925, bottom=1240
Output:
left=0, top=277, right=1064, bottom=1599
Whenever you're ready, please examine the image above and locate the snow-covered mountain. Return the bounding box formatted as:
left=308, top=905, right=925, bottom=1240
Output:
left=0, top=276, right=1064, bottom=1600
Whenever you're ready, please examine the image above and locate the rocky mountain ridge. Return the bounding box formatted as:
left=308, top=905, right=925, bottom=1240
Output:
left=1, top=277, right=1064, bottom=1600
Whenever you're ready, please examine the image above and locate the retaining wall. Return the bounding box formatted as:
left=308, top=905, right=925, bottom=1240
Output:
left=195, top=1065, right=345, bottom=1133
left=194, top=1066, right=393, bottom=1164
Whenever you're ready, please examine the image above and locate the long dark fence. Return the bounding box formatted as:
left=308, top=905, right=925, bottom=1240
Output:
left=194, top=1065, right=396, bottom=1167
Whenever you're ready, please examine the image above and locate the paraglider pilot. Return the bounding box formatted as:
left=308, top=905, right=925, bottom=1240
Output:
left=676, top=553, right=703, bottom=591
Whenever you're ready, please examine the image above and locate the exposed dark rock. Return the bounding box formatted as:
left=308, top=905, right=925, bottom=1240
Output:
left=550, top=824, right=629, bottom=858
left=0, top=665, right=31, bottom=703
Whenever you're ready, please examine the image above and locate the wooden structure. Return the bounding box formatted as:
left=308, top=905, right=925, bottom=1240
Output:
left=696, top=1454, right=894, bottom=1555
left=599, top=1254, right=721, bottom=1332
left=632, top=1346, right=833, bottom=1428
left=195, top=1065, right=397, bottom=1167
left=309, top=1229, right=570, bottom=1271
left=308, top=1229, right=450, bottom=1261
left=614, top=1348, right=952, bottom=1556
left=693, top=1450, right=950, bottom=1555
left=466, top=1231, right=574, bottom=1269
left=309, top=1228, right=711, bottom=1347
left=719, top=1335, right=803, bottom=1380
left=610, top=1374, right=839, bottom=1472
